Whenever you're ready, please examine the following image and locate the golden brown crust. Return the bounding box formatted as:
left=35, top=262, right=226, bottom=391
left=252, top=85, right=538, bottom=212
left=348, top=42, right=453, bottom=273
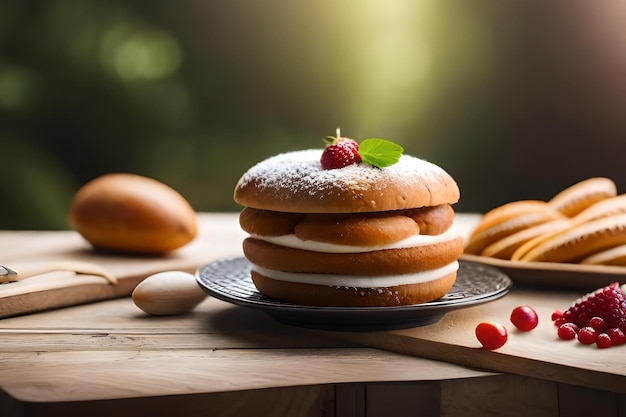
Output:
left=234, top=150, right=459, bottom=213
left=405, top=204, right=455, bottom=236
left=243, top=236, right=464, bottom=276
left=464, top=178, right=626, bottom=265
left=239, top=208, right=305, bottom=237
left=251, top=270, right=457, bottom=306
left=571, top=194, right=626, bottom=224
left=469, top=200, right=550, bottom=238
left=239, top=205, right=455, bottom=246
left=294, top=213, right=419, bottom=246
left=516, top=214, right=626, bottom=263
left=580, top=244, right=626, bottom=265
left=464, top=209, right=565, bottom=255
left=548, top=177, right=617, bottom=217
left=480, top=219, right=572, bottom=260
left=69, top=173, right=197, bottom=254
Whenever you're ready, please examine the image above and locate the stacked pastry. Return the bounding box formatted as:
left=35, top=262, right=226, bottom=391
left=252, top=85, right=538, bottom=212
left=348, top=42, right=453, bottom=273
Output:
left=465, top=177, right=626, bottom=265
left=233, top=149, right=464, bottom=307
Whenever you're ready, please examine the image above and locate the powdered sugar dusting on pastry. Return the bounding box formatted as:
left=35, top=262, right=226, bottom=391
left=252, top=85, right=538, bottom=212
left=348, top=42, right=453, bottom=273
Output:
left=238, top=149, right=447, bottom=196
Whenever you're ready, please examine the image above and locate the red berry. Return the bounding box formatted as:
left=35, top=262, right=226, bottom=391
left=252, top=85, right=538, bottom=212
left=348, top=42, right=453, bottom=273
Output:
left=606, top=328, right=626, bottom=345
left=341, top=138, right=359, bottom=152
left=560, top=282, right=626, bottom=330
left=320, top=138, right=361, bottom=170
left=551, top=309, right=563, bottom=321
left=577, top=326, right=598, bottom=345
left=588, top=316, right=606, bottom=332
left=510, top=305, right=539, bottom=331
left=596, top=333, right=612, bottom=349
left=475, top=322, right=508, bottom=350
left=557, top=323, right=579, bottom=340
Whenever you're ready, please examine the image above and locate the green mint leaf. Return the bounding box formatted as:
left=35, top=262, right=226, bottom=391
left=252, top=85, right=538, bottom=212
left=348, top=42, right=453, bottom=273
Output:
left=322, top=136, right=336, bottom=145
left=359, top=138, right=404, bottom=168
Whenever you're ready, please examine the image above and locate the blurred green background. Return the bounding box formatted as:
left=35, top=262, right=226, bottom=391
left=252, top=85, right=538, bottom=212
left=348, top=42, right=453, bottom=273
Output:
left=3, top=0, right=626, bottom=230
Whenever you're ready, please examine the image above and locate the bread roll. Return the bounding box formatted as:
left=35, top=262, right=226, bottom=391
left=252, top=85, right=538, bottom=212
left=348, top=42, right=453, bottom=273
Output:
left=69, top=173, right=197, bottom=254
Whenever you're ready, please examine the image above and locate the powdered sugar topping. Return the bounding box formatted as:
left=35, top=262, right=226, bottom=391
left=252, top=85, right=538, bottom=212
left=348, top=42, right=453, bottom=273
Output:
left=237, top=149, right=448, bottom=197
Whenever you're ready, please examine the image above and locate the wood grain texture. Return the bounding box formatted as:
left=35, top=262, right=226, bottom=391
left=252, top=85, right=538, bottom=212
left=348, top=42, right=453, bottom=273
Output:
left=333, top=285, right=626, bottom=394
left=2, top=212, right=626, bottom=416
left=0, top=213, right=246, bottom=318
left=0, top=296, right=492, bottom=403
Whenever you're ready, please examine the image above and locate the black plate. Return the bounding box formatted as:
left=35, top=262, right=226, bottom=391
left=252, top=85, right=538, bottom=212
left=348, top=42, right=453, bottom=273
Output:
left=196, top=257, right=512, bottom=331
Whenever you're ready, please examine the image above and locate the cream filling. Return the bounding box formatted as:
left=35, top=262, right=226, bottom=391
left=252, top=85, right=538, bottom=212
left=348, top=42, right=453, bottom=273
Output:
left=250, top=226, right=460, bottom=254
left=251, top=261, right=459, bottom=288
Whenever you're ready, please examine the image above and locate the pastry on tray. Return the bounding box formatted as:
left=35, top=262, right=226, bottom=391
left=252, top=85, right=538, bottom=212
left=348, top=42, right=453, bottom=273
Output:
left=465, top=177, right=626, bottom=265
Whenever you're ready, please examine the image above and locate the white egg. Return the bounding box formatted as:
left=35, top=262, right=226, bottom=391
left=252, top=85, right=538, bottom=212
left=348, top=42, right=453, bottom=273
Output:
left=132, top=271, right=207, bottom=315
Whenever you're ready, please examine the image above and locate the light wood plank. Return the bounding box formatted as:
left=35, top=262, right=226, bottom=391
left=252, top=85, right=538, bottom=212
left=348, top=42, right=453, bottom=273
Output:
left=0, top=286, right=493, bottom=404
left=0, top=348, right=491, bottom=403
left=0, top=213, right=245, bottom=318
left=0, top=297, right=353, bottom=350
left=334, top=285, right=626, bottom=393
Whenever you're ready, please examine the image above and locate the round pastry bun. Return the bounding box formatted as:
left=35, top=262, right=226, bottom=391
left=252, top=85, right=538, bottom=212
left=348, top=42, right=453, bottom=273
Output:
left=243, top=236, right=464, bottom=276
left=239, top=204, right=455, bottom=246
left=235, top=148, right=461, bottom=307
left=234, top=149, right=459, bottom=213
left=251, top=270, right=457, bottom=307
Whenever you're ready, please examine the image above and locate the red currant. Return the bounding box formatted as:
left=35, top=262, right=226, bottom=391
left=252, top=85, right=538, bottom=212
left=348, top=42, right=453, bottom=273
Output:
left=510, top=305, right=539, bottom=331
left=606, top=328, right=626, bottom=346
left=557, top=323, right=578, bottom=340
left=475, top=322, right=508, bottom=350
left=551, top=309, right=563, bottom=321
left=577, top=326, right=597, bottom=345
left=596, top=333, right=612, bottom=349
left=588, top=316, right=606, bottom=332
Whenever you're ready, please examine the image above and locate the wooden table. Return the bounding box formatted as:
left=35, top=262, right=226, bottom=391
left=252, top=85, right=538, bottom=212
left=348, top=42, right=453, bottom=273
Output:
left=1, top=213, right=625, bottom=417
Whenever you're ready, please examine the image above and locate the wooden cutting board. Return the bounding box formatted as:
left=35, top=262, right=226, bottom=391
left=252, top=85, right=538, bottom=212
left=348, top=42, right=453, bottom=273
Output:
left=0, top=213, right=246, bottom=319
left=332, top=285, right=626, bottom=394
left=325, top=213, right=626, bottom=394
